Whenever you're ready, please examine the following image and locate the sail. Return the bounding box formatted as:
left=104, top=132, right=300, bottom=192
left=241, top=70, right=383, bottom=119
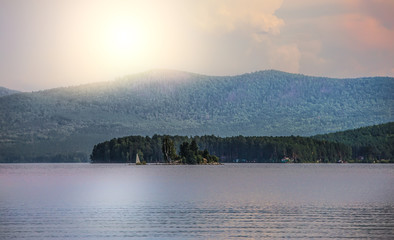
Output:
left=136, top=154, right=141, bottom=164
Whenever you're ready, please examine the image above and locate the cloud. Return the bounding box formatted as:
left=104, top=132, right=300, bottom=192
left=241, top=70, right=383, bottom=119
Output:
left=276, top=0, right=394, bottom=78
left=298, top=40, right=328, bottom=74
left=195, top=0, right=284, bottom=35
left=268, top=43, right=301, bottom=73
left=339, top=13, right=394, bottom=51
left=344, top=0, right=394, bottom=29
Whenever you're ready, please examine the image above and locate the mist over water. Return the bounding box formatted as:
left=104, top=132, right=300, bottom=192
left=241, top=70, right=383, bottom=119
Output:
left=1, top=163, right=393, bottom=239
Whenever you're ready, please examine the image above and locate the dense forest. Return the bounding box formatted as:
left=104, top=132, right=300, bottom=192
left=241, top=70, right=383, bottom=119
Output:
left=90, top=135, right=352, bottom=163
left=91, top=122, right=393, bottom=164
left=160, top=136, right=220, bottom=164
left=314, top=122, right=394, bottom=163
left=0, top=86, right=19, bottom=97
left=1, top=70, right=393, bottom=162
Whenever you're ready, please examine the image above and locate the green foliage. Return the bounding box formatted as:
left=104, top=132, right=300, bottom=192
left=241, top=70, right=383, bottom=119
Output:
left=90, top=135, right=353, bottom=163
left=137, top=150, right=144, bottom=162
left=190, top=140, right=199, bottom=155
left=314, top=122, right=394, bottom=162
left=179, top=141, right=191, bottom=164
left=176, top=139, right=218, bottom=164
left=0, top=70, right=393, bottom=162
left=136, top=160, right=146, bottom=165
left=162, top=136, right=177, bottom=163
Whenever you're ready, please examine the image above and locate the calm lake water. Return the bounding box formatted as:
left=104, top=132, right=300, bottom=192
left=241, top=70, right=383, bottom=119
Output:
left=0, top=163, right=393, bottom=239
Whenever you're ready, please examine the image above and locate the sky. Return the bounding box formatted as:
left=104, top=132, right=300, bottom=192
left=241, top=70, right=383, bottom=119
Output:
left=0, top=0, right=393, bottom=91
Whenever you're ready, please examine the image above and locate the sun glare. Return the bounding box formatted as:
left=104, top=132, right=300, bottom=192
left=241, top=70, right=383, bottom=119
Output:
left=101, top=16, right=148, bottom=63
left=111, top=23, right=139, bottom=53
left=96, top=7, right=176, bottom=72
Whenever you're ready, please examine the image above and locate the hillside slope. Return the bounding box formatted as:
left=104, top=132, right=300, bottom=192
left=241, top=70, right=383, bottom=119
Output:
left=0, top=70, right=393, bottom=162
left=314, top=122, right=394, bottom=162
left=0, top=87, right=20, bottom=97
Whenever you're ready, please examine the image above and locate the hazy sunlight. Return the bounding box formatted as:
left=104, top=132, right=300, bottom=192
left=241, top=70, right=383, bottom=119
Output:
left=102, top=16, right=148, bottom=63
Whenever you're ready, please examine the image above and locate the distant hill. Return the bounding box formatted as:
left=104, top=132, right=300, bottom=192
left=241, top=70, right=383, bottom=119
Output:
left=313, top=122, right=394, bottom=162
left=0, top=86, right=19, bottom=97
left=0, top=69, right=393, bottom=162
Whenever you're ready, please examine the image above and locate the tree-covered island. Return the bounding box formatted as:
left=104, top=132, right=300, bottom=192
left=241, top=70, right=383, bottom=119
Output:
left=162, top=136, right=220, bottom=164
left=91, top=135, right=220, bottom=164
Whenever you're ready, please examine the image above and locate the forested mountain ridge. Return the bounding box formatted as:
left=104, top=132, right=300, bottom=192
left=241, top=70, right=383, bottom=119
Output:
left=0, top=86, right=20, bottom=97
left=314, top=122, right=393, bottom=162
left=0, top=69, right=393, bottom=162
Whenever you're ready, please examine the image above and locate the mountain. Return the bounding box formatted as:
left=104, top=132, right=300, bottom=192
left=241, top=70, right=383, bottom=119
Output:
left=0, top=86, right=20, bottom=97
left=0, top=69, right=393, bottom=162
left=313, top=122, right=393, bottom=162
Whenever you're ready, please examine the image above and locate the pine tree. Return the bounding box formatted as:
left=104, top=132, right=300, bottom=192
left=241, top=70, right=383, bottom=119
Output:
left=162, top=136, right=177, bottom=163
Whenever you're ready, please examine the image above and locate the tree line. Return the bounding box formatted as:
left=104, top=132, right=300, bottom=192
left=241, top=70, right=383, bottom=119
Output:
left=90, top=135, right=354, bottom=163
left=161, top=136, right=219, bottom=164
left=314, top=122, right=393, bottom=163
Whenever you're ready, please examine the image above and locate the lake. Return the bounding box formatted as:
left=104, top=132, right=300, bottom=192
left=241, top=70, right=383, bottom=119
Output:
left=0, top=163, right=393, bottom=239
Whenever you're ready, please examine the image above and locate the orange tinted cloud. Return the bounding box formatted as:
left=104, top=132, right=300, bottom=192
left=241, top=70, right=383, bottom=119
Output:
left=195, top=0, right=284, bottom=35
left=344, top=0, right=394, bottom=27
left=340, top=13, right=394, bottom=51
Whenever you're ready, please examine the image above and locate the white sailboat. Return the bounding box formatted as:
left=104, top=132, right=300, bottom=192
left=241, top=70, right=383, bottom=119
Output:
left=136, top=154, right=141, bottom=164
